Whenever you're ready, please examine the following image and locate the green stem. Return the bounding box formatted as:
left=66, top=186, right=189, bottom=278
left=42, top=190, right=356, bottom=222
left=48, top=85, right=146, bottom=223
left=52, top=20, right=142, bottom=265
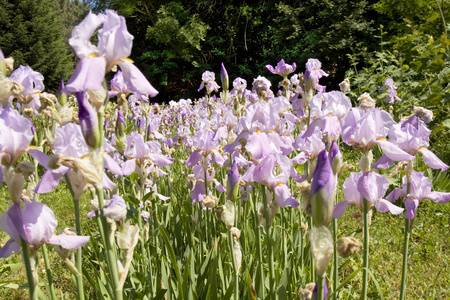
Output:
left=228, top=230, right=239, bottom=300
left=309, top=216, right=315, bottom=283
left=251, top=192, right=264, bottom=299
left=332, top=218, right=338, bottom=299
left=97, top=110, right=123, bottom=300
left=96, top=187, right=122, bottom=300
left=21, top=239, right=37, bottom=300
left=361, top=199, right=370, bottom=300
left=41, top=244, right=57, bottom=300
left=73, top=199, right=85, bottom=300
left=400, top=179, right=412, bottom=300
left=317, top=275, right=324, bottom=300
left=262, top=186, right=276, bottom=299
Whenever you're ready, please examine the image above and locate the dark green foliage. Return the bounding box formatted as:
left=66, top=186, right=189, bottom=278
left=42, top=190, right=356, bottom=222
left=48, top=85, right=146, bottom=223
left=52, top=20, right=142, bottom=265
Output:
left=86, top=0, right=380, bottom=102
left=0, top=0, right=86, bottom=93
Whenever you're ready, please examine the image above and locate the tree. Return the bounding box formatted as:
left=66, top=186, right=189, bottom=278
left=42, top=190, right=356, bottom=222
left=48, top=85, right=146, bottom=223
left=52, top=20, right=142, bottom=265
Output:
left=0, top=0, right=83, bottom=92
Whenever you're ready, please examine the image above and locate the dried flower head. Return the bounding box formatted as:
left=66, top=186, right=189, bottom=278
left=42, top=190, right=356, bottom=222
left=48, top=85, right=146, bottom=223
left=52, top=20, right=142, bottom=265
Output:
left=336, top=236, right=361, bottom=258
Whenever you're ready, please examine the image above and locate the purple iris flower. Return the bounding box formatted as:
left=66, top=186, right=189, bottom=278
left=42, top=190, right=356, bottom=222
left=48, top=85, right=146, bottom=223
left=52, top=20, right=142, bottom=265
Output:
left=190, top=164, right=226, bottom=203
left=122, top=132, right=173, bottom=175
left=0, top=201, right=90, bottom=258
left=185, top=129, right=224, bottom=167
left=333, top=171, right=404, bottom=218
left=233, top=77, right=247, bottom=93
left=373, top=116, right=448, bottom=171
left=242, top=154, right=300, bottom=208
left=0, top=107, right=34, bottom=167
left=379, top=78, right=401, bottom=103
left=386, top=171, right=450, bottom=219
left=304, top=91, right=352, bottom=138
left=304, top=58, right=328, bottom=90
left=89, top=194, right=127, bottom=220
left=9, top=65, right=44, bottom=111
left=225, top=101, right=289, bottom=158
left=266, top=59, right=296, bottom=78
left=310, top=150, right=336, bottom=227
left=341, top=107, right=414, bottom=162
left=66, top=10, right=158, bottom=99
left=31, top=123, right=122, bottom=193
left=198, top=71, right=220, bottom=94
left=292, top=130, right=326, bottom=165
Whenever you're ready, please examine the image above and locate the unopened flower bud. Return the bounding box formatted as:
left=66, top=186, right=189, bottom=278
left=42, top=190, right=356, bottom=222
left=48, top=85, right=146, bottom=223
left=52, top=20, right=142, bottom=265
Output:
left=220, top=62, right=229, bottom=91
left=359, top=150, right=373, bottom=173
left=311, top=150, right=336, bottom=227
left=309, top=226, right=333, bottom=277
left=116, top=221, right=139, bottom=250
left=221, top=200, right=235, bottom=227
left=227, top=159, right=240, bottom=202
left=328, top=141, right=342, bottom=176
left=336, top=236, right=361, bottom=258
left=58, top=79, right=68, bottom=106
left=115, top=109, right=126, bottom=137
left=76, top=92, right=100, bottom=149
left=5, top=170, right=24, bottom=204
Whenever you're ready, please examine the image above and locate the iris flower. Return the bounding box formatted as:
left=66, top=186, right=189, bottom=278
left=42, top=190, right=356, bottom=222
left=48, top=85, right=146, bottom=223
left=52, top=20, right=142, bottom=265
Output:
left=333, top=171, right=404, bottom=218
left=65, top=10, right=158, bottom=99
left=266, top=59, right=296, bottom=78
left=241, top=154, right=300, bottom=208
left=379, top=78, right=401, bottom=103
left=341, top=107, right=414, bottom=162
left=373, top=115, right=448, bottom=171
left=9, top=65, right=44, bottom=111
left=0, top=201, right=89, bottom=258
left=386, top=171, right=450, bottom=219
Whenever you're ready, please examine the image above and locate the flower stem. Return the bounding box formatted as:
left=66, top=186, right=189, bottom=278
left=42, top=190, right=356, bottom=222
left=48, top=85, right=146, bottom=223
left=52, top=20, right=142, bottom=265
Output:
left=332, top=218, right=338, bottom=299
left=228, top=230, right=239, bottom=300
left=73, top=199, right=85, bottom=300
left=317, top=275, right=324, bottom=300
left=400, top=179, right=412, bottom=300
left=41, top=244, right=57, bottom=300
left=361, top=199, right=370, bottom=300
left=21, top=239, right=37, bottom=300
left=251, top=192, right=264, bottom=298
left=262, top=186, right=276, bottom=299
